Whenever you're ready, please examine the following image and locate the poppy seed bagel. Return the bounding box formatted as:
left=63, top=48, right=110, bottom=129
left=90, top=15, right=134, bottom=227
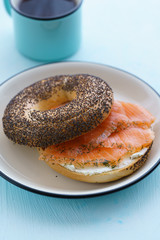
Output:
left=2, top=74, right=113, bottom=148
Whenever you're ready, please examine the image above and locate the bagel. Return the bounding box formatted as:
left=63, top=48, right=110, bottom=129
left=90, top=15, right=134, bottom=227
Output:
left=38, top=100, right=155, bottom=183
left=43, top=143, right=153, bottom=183
left=2, top=74, right=113, bottom=148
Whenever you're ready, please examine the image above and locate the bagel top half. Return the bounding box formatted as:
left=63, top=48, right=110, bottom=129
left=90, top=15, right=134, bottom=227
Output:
left=2, top=74, right=113, bottom=148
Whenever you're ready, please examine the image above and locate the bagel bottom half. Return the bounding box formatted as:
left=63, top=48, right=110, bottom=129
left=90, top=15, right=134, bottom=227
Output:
left=43, top=143, right=152, bottom=183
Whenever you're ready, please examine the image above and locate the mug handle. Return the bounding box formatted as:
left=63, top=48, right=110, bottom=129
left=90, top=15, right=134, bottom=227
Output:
left=3, top=0, right=11, bottom=15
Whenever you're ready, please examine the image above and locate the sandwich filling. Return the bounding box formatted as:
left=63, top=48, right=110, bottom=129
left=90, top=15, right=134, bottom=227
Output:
left=39, top=100, right=155, bottom=172
left=60, top=147, right=148, bottom=176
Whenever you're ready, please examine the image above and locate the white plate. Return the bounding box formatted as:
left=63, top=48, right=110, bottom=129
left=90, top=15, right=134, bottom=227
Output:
left=0, top=62, right=160, bottom=198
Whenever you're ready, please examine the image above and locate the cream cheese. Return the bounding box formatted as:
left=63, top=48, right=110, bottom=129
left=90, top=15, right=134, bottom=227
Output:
left=61, top=148, right=148, bottom=176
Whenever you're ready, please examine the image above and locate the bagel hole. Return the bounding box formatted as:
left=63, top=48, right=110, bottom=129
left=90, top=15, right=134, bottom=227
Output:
left=33, top=91, right=76, bottom=111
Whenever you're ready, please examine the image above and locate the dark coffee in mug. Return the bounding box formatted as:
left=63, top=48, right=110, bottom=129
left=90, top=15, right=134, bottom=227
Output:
left=18, top=0, right=77, bottom=19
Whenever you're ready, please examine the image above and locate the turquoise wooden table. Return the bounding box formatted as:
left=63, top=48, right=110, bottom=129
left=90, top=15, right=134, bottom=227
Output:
left=0, top=0, right=160, bottom=239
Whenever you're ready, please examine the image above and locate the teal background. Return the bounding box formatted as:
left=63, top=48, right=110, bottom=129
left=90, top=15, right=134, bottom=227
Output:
left=0, top=0, right=160, bottom=239
left=4, top=0, right=82, bottom=61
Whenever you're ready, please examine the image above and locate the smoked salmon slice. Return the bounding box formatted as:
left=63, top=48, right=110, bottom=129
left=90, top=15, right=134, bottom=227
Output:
left=39, top=127, right=154, bottom=168
left=39, top=100, right=155, bottom=168
left=43, top=100, right=155, bottom=155
left=40, top=147, right=128, bottom=168
left=100, top=127, right=154, bottom=150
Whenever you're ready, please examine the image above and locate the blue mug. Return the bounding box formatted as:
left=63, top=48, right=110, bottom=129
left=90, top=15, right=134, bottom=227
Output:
left=3, top=0, right=83, bottom=62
